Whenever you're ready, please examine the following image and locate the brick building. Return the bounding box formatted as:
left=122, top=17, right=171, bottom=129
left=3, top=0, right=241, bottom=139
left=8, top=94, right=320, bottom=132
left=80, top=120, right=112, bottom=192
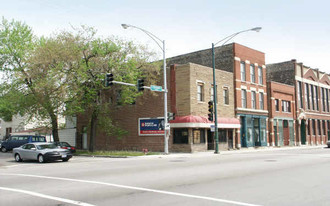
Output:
left=267, top=81, right=296, bottom=146
left=168, top=43, right=268, bottom=148
left=169, top=63, right=239, bottom=152
left=267, top=59, right=330, bottom=146
left=76, top=61, right=239, bottom=153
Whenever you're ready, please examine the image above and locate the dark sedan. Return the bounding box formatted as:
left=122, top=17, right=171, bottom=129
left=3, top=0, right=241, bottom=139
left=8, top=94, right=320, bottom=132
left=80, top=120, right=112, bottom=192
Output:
left=13, top=143, right=72, bottom=163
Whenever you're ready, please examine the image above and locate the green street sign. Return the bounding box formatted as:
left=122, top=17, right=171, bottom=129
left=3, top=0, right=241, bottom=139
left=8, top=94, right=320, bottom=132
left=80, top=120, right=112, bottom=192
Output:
left=150, top=85, right=163, bottom=91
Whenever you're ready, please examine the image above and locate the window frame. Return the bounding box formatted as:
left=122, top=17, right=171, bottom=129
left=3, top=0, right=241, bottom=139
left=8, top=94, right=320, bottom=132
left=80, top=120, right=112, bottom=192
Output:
left=251, top=91, right=256, bottom=109
left=258, top=66, right=263, bottom=85
left=250, top=64, right=255, bottom=83
left=223, top=87, right=229, bottom=105
left=259, top=92, right=264, bottom=110
left=197, top=82, right=204, bottom=102
left=241, top=89, right=247, bottom=108
left=240, top=62, right=246, bottom=81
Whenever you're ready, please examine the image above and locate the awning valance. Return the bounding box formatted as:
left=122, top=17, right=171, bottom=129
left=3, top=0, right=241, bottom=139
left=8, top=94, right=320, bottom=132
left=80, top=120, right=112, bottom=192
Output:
left=169, top=115, right=240, bottom=128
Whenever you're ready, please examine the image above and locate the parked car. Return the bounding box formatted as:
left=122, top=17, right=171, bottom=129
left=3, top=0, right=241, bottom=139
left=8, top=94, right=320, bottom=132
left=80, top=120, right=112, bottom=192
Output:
left=53, top=142, right=76, bottom=153
left=327, top=140, right=330, bottom=148
left=1, top=135, right=46, bottom=152
left=13, top=142, right=72, bottom=163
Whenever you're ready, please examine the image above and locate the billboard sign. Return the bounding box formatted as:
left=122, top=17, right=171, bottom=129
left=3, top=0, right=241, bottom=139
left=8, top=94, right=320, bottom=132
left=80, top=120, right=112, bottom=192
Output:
left=139, top=118, right=165, bottom=136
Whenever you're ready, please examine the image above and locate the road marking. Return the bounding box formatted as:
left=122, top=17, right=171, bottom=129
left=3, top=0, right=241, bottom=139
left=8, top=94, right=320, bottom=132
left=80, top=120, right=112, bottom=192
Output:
left=1, top=173, right=261, bottom=206
left=5, top=165, right=20, bottom=168
left=0, top=186, right=95, bottom=206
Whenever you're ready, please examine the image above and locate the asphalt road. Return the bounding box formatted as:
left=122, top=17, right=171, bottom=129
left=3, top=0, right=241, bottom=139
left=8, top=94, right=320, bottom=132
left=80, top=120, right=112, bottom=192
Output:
left=1, top=147, right=330, bottom=206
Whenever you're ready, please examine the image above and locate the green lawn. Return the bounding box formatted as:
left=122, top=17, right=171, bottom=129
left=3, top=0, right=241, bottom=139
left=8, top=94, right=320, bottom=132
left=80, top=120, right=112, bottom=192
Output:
left=75, top=150, right=160, bottom=157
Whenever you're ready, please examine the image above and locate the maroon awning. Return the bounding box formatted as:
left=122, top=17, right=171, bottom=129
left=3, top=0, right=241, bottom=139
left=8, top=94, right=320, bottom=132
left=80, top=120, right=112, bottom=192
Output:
left=169, top=115, right=240, bottom=128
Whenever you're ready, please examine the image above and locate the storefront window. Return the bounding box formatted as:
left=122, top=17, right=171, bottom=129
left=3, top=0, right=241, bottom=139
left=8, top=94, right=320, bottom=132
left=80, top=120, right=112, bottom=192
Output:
left=173, top=129, right=189, bottom=144
left=219, top=130, right=227, bottom=142
left=193, top=129, right=205, bottom=144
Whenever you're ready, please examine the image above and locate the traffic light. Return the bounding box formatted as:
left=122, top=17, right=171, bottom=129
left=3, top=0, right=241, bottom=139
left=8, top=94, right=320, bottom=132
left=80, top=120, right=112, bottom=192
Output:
left=105, top=73, right=114, bottom=87
left=168, top=112, right=176, bottom=120
left=208, top=100, right=214, bottom=121
left=137, top=79, right=144, bottom=91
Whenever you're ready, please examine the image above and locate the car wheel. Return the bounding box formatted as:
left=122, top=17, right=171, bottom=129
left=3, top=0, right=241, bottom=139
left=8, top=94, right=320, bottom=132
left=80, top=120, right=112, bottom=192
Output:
left=62, top=158, right=69, bottom=162
left=1, top=147, right=7, bottom=153
left=38, top=154, right=45, bottom=163
left=15, top=153, right=22, bottom=162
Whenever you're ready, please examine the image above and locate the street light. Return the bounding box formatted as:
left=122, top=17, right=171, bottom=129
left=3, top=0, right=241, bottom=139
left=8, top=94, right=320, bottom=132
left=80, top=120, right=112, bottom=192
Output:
left=121, top=24, right=169, bottom=154
left=212, top=27, right=262, bottom=154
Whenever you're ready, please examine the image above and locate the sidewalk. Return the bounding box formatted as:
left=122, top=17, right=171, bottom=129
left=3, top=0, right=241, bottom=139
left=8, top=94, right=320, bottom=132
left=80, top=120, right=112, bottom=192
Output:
left=138, top=145, right=328, bottom=159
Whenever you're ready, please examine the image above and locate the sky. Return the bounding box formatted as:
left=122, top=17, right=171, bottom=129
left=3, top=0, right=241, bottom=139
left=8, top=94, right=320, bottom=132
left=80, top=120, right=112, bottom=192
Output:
left=1, top=0, right=330, bottom=72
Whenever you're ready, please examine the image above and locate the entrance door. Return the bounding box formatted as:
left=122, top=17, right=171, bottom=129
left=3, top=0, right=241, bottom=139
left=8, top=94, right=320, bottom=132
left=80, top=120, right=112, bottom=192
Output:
left=240, top=117, right=247, bottom=147
left=283, top=120, right=290, bottom=146
left=273, top=126, right=277, bottom=146
left=228, top=130, right=233, bottom=149
left=301, top=120, right=306, bottom=144
left=254, top=118, right=260, bottom=146
left=207, top=130, right=214, bottom=150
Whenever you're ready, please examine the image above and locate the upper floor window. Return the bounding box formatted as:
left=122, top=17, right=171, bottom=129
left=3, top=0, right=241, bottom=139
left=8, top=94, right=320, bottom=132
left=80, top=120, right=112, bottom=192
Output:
left=327, top=89, right=330, bottom=112
left=240, top=62, right=246, bottom=81
left=282, top=100, right=291, bottom=113
left=315, top=86, right=319, bottom=111
left=310, top=84, right=315, bottom=110
left=197, top=83, right=204, bottom=102
left=258, top=66, right=263, bottom=85
left=251, top=91, right=256, bottom=109
left=305, top=83, right=310, bottom=110
left=223, top=88, right=229, bottom=105
left=250, top=65, right=255, bottom=83
left=297, top=81, right=303, bottom=109
left=259, top=92, right=264, bottom=110
left=275, top=99, right=279, bottom=111
left=322, top=88, right=326, bottom=112
left=241, top=89, right=247, bottom=108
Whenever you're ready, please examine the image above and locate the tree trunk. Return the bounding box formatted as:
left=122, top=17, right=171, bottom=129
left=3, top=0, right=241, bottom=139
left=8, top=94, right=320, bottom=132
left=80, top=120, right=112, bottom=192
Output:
left=50, top=113, right=59, bottom=142
left=89, top=109, right=98, bottom=152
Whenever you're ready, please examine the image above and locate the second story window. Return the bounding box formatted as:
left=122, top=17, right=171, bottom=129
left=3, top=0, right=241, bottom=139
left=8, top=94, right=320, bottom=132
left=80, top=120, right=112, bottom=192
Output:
left=240, top=61, right=246, bottom=81
left=197, top=83, right=204, bottom=102
left=258, top=66, right=263, bottom=85
left=282, top=100, right=291, bottom=112
left=223, top=88, right=229, bottom=105
left=275, top=99, right=279, bottom=111
left=241, top=89, right=247, bottom=108
left=297, top=81, right=303, bottom=109
left=305, top=83, right=310, bottom=110
left=259, top=92, right=264, bottom=110
left=250, top=65, right=255, bottom=83
left=251, top=91, right=256, bottom=109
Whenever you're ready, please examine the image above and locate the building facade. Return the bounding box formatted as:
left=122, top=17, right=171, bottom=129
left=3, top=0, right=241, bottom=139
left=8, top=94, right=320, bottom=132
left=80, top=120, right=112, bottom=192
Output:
left=267, top=81, right=296, bottom=146
left=168, top=43, right=268, bottom=148
left=267, top=59, right=330, bottom=146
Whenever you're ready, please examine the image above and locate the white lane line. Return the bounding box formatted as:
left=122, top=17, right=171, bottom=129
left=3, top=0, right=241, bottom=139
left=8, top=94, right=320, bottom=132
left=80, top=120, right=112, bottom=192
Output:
left=1, top=173, right=261, bottom=206
left=4, top=165, right=20, bottom=168
left=0, top=186, right=95, bottom=206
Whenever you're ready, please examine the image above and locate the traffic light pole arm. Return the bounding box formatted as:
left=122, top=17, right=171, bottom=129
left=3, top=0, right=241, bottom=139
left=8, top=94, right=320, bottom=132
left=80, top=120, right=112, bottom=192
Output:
left=110, top=81, right=167, bottom=92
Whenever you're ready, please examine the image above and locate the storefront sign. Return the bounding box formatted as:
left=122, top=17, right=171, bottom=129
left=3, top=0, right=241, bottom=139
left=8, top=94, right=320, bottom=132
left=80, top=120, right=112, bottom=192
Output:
left=139, top=118, right=165, bottom=136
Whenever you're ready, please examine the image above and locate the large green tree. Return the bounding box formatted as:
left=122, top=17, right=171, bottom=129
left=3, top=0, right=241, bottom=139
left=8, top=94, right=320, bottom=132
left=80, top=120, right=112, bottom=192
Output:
left=0, top=18, right=160, bottom=150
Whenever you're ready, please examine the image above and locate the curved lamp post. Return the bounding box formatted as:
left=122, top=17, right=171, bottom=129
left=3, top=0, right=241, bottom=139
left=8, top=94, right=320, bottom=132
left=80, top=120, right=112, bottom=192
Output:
left=212, top=27, right=261, bottom=154
left=121, top=24, right=169, bottom=154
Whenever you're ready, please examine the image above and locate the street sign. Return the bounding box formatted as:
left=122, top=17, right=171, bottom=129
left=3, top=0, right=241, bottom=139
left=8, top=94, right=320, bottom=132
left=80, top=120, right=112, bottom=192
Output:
left=150, top=85, right=163, bottom=91
left=210, top=125, right=215, bottom=132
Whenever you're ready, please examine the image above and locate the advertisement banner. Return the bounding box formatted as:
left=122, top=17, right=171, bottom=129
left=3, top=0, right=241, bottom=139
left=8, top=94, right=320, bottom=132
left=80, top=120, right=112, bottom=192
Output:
left=139, top=118, right=165, bottom=136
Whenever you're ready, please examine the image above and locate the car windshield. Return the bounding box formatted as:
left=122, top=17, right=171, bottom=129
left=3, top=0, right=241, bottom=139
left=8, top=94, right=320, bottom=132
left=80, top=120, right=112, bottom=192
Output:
left=37, top=144, right=57, bottom=150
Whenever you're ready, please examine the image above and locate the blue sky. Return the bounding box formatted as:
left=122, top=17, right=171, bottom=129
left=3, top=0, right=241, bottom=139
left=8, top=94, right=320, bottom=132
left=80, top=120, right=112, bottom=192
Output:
left=1, top=0, right=329, bottom=72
